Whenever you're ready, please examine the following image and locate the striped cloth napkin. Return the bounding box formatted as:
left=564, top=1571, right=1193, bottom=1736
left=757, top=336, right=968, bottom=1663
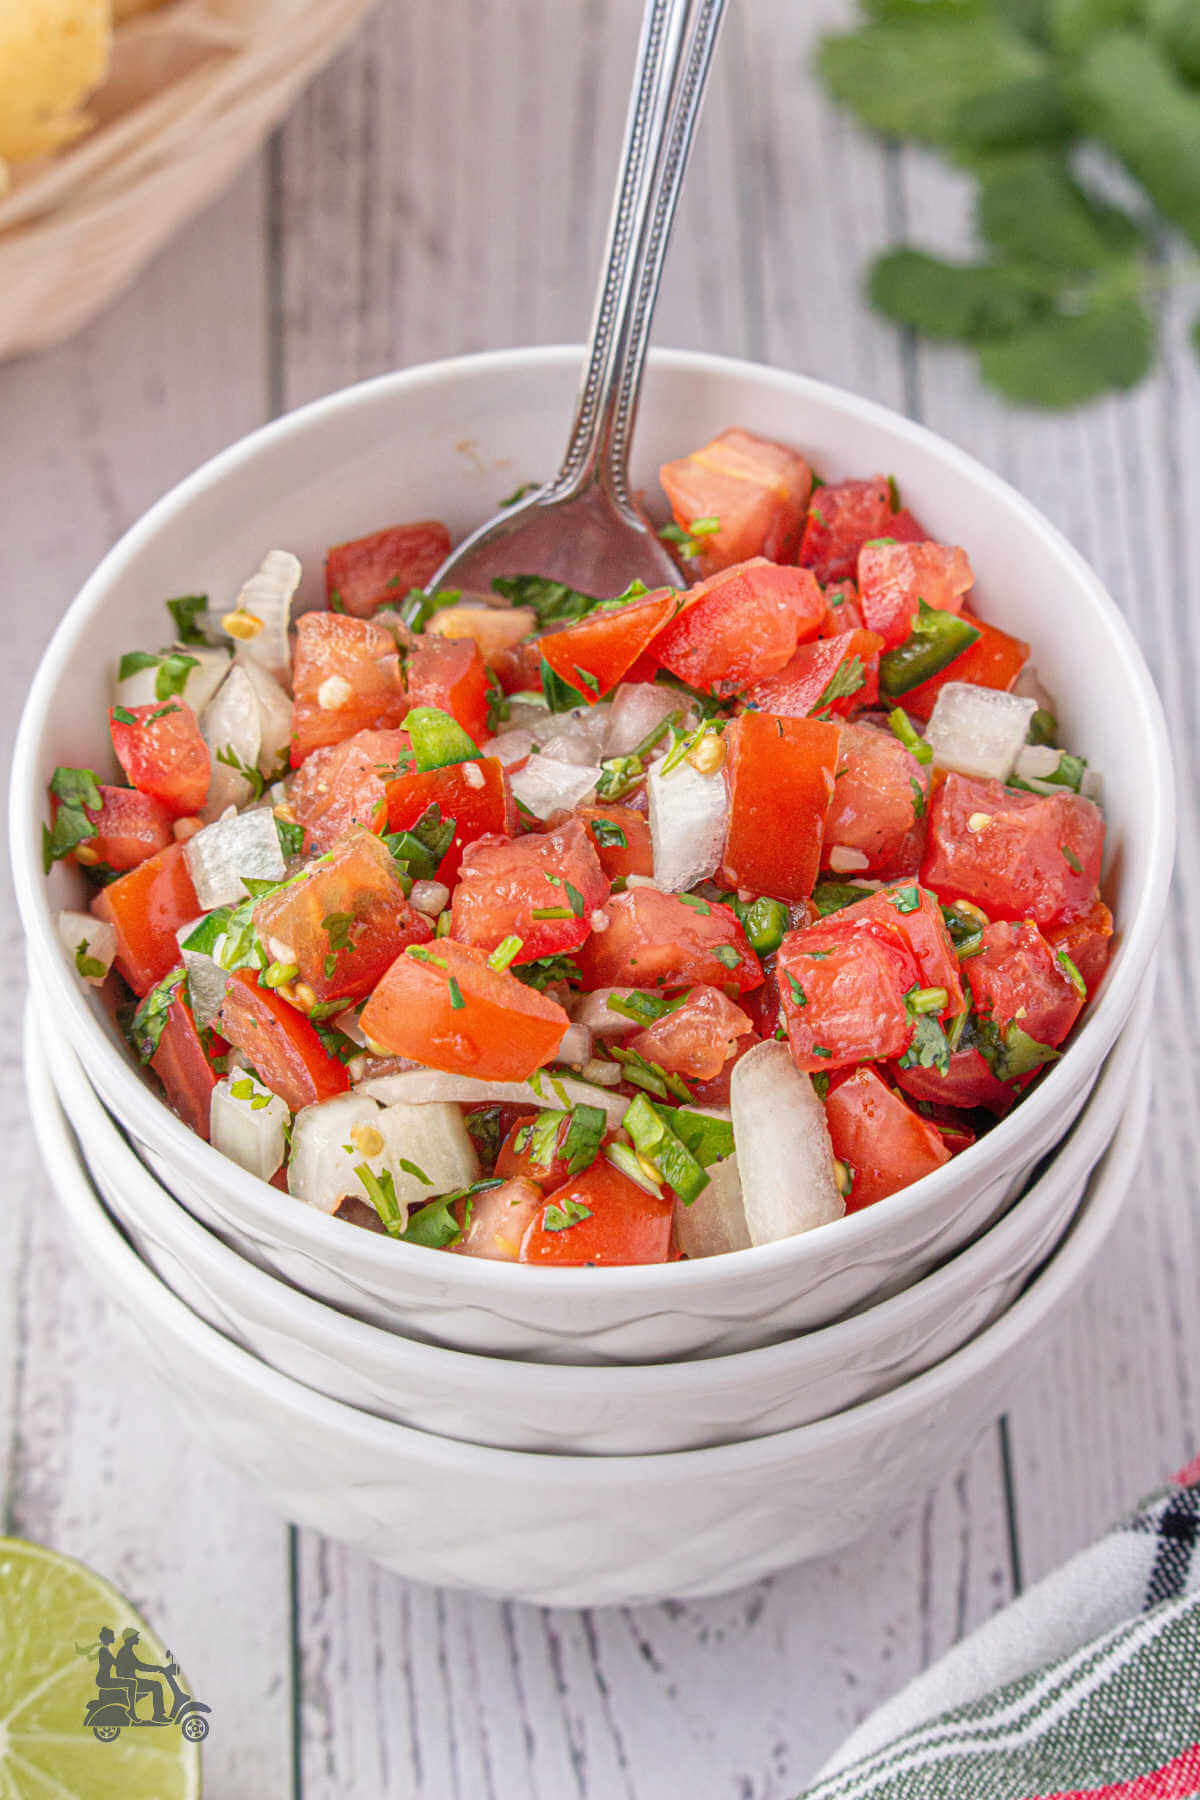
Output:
left=802, top=1457, right=1200, bottom=1800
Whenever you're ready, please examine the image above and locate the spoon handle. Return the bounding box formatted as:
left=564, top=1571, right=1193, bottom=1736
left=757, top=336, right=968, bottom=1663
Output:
left=554, top=0, right=727, bottom=507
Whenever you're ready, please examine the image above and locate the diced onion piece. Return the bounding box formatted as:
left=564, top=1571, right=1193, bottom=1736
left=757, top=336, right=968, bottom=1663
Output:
left=211, top=1075, right=289, bottom=1181
left=58, top=911, right=117, bottom=985
left=569, top=987, right=653, bottom=1040
left=1012, top=663, right=1056, bottom=715
left=540, top=703, right=612, bottom=766
left=184, top=806, right=286, bottom=911
left=504, top=699, right=553, bottom=733
left=581, top=1057, right=623, bottom=1087
left=288, top=1092, right=478, bottom=1220
left=604, top=683, right=684, bottom=758
left=354, top=1067, right=628, bottom=1130
left=483, top=727, right=537, bottom=767
left=673, top=1155, right=749, bottom=1259
left=410, top=879, right=450, bottom=917
left=925, top=682, right=1037, bottom=783
left=647, top=757, right=728, bottom=892
left=114, top=646, right=230, bottom=718
left=176, top=924, right=228, bottom=1029
left=200, top=664, right=263, bottom=820
left=556, top=1022, right=592, bottom=1066
left=238, top=656, right=293, bottom=775
left=229, top=549, right=300, bottom=684
left=730, top=1040, right=843, bottom=1244
left=509, top=753, right=600, bottom=821
left=1013, top=744, right=1062, bottom=783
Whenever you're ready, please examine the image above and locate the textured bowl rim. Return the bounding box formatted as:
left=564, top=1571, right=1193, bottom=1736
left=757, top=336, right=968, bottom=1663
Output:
left=10, top=344, right=1175, bottom=1299
left=26, top=998, right=1147, bottom=1474
left=41, top=968, right=1152, bottom=1394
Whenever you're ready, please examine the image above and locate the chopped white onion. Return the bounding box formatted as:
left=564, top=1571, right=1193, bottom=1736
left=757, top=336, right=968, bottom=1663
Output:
left=238, top=656, right=293, bottom=775
left=673, top=1155, right=749, bottom=1259
left=410, top=880, right=450, bottom=917
left=569, top=987, right=649, bottom=1040
left=210, top=1075, right=289, bottom=1181
left=1013, top=744, right=1062, bottom=783
left=556, top=1022, right=593, bottom=1066
left=229, top=549, right=299, bottom=684
left=540, top=703, right=611, bottom=766
left=354, top=1067, right=628, bottom=1129
left=581, top=1057, right=623, bottom=1087
left=483, top=727, right=537, bottom=767
left=114, top=646, right=230, bottom=718
left=604, top=683, right=685, bottom=758
left=200, top=664, right=262, bottom=819
left=1012, top=662, right=1055, bottom=714
left=176, top=925, right=228, bottom=1030
left=508, top=753, right=600, bottom=821
left=288, top=1093, right=478, bottom=1219
left=504, top=699, right=553, bottom=734
left=647, top=757, right=728, bottom=892
left=184, top=806, right=286, bottom=911
left=925, top=682, right=1037, bottom=783
left=58, top=911, right=117, bottom=985
left=730, top=1040, right=843, bottom=1245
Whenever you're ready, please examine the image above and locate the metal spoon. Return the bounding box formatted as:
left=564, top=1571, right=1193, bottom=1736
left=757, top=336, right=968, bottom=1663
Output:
left=432, top=0, right=729, bottom=600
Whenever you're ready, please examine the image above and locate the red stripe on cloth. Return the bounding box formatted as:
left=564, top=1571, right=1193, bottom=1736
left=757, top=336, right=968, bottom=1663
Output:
left=1018, top=1743, right=1200, bottom=1800
left=1173, top=1454, right=1200, bottom=1487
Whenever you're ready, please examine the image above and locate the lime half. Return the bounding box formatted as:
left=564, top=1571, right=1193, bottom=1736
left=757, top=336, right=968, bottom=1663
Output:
left=0, top=1539, right=202, bottom=1798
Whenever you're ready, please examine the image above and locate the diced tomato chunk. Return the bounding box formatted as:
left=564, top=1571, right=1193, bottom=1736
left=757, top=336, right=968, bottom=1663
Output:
left=777, top=914, right=919, bottom=1073
left=652, top=560, right=825, bottom=693
left=921, top=773, right=1104, bottom=928
left=359, top=940, right=569, bottom=1081
left=576, top=888, right=762, bottom=993
left=831, top=882, right=964, bottom=1016
left=91, top=840, right=200, bottom=995
left=966, top=919, right=1084, bottom=1050
left=450, top=1176, right=545, bottom=1260
left=744, top=628, right=884, bottom=720
left=627, top=985, right=753, bottom=1081
left=887, top=507, right=928, bottom=544
left=825, top=1067, right=951, bottom=1212
left=720, top=711, right=839, bottom=902
left=520, top=1158, right=674, bottom=1266
left=450, top=818, right=609, bottom=963
left=291, top=613, right=407, bottom=766
left=538, top=588, right=679, bottom=700
left=325, top=521, right=451, bottom=617
left=109, top=701, right=210, bottom=818
left=891, top=1046, right=1015, bottom=1116
left=575, top=804, right=654, bottom=880
left=385, top=756, right=511, bottom=884
left=252, top=827, right=432, bottom=1005
left=150, top=989, right=223, bottom=1141
left=857, top=541, right=973, bottom=650
left=1044, top=899, right=1113, bottom=996
left=426, top=603, right=537, bottom=665
left=405, top=635, right=490, bottom=743
left=818, top=581, right=864, bottom=637
left=287, top=727, right=410, bottom=852
left=659, top=427, right=813, bottom=573
left=902, top=611, right=1029, bottom=721
left=799, top=477, right=893, bottom=584
left=218, top=969, right=351, bottom=1112
left=66, top=784, right=173, bottom=872
left=491, top=636, right=544, bottom=696
left=492, top=1110, right=604, bottom=1190
left=822, top=721, right=928, bottom=880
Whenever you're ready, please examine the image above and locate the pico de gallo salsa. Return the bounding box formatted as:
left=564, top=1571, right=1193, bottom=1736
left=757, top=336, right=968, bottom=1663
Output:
left=47, top=427, right=1112, bottom=1264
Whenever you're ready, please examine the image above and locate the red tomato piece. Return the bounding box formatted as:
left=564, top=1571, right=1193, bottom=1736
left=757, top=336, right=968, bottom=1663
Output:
left=291, top=613, right=407, bottom=766
left=109, top=701, right=210, bottom=818
left=450, top=1176, right=545, bottom=1260
left=405, top=635, right=490, bottom=743
left=823, top=721, right=928, bottom=880
left=857, top=541, right=973, bottom=650
left=799, top=477, right=893, bottom=585
left=450, top=817, right=608, bottom=963
left=491, top=636, right=544, bottom=697
left=287, top=727, right=410, bottom=853
left=921, top=773, right=1104, bottom=928
left=745, top=628, right=884, bottom=720
left=359, top=940, right=569, bottom=1081
left=537, top=588, right=679, bottom=700
left=720, top=711, right=840, bottom=902
left=218, top=969, right=351, bottom=1112
left=325, top=521, right=451, bottom=617
left=150, top=989, right=223, bottom=1141
left=627, top=984, right=753, bottom=1081
left=386, top=756, right=511, bottom=884
left=887, top=507, right=928, bottom=543
left=891, top=1046, right=1015, bottom=1116
left=902, top=611, right=1029, bottom=722
left=818, top=580, right=864, bottom=637
left=66, top=784, right=173, bottom=872
left=576, top=888, right=762, bottom=993
left=495, top=1112, right=577, bottom=1188
left=652, top=559, right=825, bottom=693
left=777, top=914, right=920, bottom=1072
left=825, top=1066, right=951, bottom=1212
left=520, top=1158, right=674, bottom=1266
left=575, top=804, right=654, bottom=881
left=966, top=919, right=1084, bottom=1049
left=659, top=427, right=813, bottom=573
left=91, top=840, right=200, bottom=995
left=832, top=882, right=964, bottom=1016
left=1044, top=899, right=1113, bottom=996
left=252, top=827, right=432, bottom=1005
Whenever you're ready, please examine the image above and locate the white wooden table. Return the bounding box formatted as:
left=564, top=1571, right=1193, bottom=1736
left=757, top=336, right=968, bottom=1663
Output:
left=1, top=3, right=1196, bottom=1793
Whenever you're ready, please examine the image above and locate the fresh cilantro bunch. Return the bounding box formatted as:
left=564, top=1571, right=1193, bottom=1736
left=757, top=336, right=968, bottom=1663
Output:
left=817, top=0, right=1200, bottom=406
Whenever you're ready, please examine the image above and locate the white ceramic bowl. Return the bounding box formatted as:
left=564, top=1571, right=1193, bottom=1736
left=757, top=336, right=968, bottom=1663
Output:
left=42, top=979, right=1150, bottom=1453
left=11, top=348, right=1174, bottom=1360
left=25, top=1005, right=1148, bottom=1606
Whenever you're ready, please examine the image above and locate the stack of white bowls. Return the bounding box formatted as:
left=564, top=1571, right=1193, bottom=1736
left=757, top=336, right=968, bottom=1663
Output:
left=11, top=350, right=1173, bottom=1607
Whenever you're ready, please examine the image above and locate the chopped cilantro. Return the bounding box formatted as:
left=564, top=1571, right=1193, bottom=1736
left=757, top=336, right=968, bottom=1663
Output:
left=166, top=594, right=208, bottom=643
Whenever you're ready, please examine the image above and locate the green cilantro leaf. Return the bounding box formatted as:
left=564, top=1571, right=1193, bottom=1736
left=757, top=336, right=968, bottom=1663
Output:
left=166, top=595, right=209, bottom=644
left=868, top=248, right=1050, bottom=344
left=127, top=966, right=186, bottom=1064
left=543, top=1198, right=593, bottom=1232
left=1070, top=32, right=1200, bottom=253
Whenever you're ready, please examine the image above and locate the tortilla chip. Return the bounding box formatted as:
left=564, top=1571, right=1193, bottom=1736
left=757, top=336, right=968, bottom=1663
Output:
left=0, top=0, right=111, bottom=164
left=114, top=0, right=173, bottom=17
